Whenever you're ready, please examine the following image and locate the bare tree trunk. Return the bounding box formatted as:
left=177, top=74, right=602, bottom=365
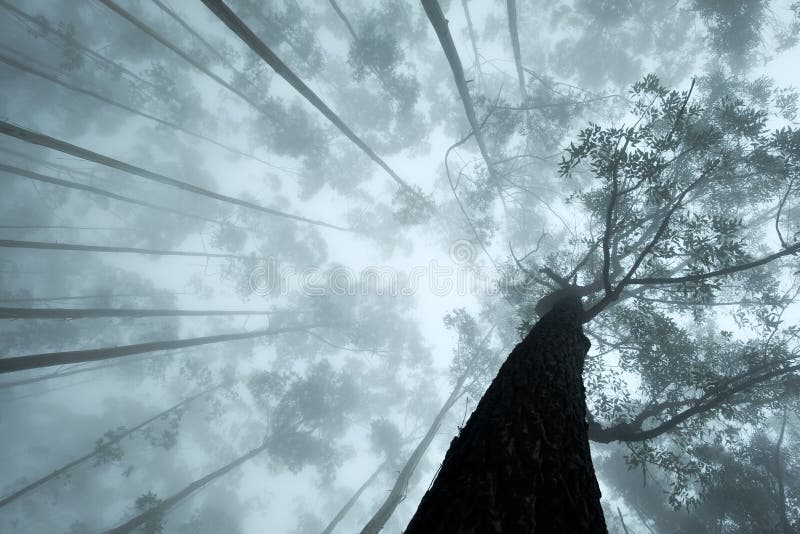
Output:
left=0, top=163, right=243, bottom=230
left=0, top=121, right=353, bottom=232
left=0, top=353, right=165, bottom=390
left=0, top=307, right=281, bottom=319
left=359, top=379, right=465, bottom=533
left=775, top=409, right=792, bottom=534
left=506, top=0, right=528, bottom=103
left=97, top=0, right=280, bottom=121
left=0, top=50, right=284, bottom=170
left=0, top=239, right=258, bottom=261
left=322, top=461, right=387, bottom=534
left=150, top=0, right=232, bottom=67
left=103, top=442, right=269, bottom=534
left=461, top=0, right=484, bottom=88
left=0, top=0, right=160, bottom=95
left=422, top=0, right=500, bottom=191
left=0, top=293, right=181, bottom=304
left=0, top=324, right=319, bottom=374
left=0, top=384, right=222, bottom=509
left=327, top=0, right=358, bottom=40
left=200, top=0, right=428, bottom=205
left=404, top=297, right=607, bottom=533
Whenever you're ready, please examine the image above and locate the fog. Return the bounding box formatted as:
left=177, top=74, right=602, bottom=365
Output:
left=1, top=1, right=800, bottom=533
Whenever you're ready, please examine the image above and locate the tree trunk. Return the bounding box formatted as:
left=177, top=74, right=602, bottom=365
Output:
left=0, top=0, right=161, bottom=94
left=404, top=297, right=607, bottom=533
left=360, top=378, right=464, bottom=534
left=0, top=162, right=248, bottom=231
left=0, top=239, right=261, bottom=261
left=97, top=0, right=278, bottom=120
left=0, top=324, right=319, bottom=374
left=422, top=0, right=500, bottom=189
left=461, top=0, right=484, bottom=88
left=505, top=0, right=528, bottom=103
left=0, top=384, right=220, bottom=509
left=322, top=460, right=387, bottom=534
left=103, top=441, right=268, bottom=534
left=0, top=121, right=352, bottom=232
left=0, top=307, right=282, bottom=319
left=200, top=0, right=426, bottom=204
left=0, top=50, right=281, bottom=170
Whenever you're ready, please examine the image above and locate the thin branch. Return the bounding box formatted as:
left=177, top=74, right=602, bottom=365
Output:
left=629, top=242, right=800, bottom=286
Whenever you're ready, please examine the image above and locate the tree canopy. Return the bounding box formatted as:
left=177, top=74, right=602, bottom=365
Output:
left=1, top=1, right=800, bottom=533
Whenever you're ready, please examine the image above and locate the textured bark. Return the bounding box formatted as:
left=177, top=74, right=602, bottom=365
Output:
left=405, top=297, right=607, bottom=533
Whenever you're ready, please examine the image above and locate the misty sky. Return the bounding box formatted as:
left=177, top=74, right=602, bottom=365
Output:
left=2, top=1, right=800, bottom=533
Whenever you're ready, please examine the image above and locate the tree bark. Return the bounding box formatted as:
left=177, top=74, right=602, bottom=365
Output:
left=405, top=296, right=607, bottom=533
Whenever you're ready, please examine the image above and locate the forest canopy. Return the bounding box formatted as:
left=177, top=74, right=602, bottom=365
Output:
left=1, top=1, right=800, bottom=533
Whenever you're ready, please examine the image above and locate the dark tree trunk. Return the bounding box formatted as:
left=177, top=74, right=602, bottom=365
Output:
left=405, top=297, right=607, bottom=533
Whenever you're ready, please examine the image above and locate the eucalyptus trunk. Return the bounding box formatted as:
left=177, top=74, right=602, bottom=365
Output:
left=405, top=296, right=607, bottom=533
